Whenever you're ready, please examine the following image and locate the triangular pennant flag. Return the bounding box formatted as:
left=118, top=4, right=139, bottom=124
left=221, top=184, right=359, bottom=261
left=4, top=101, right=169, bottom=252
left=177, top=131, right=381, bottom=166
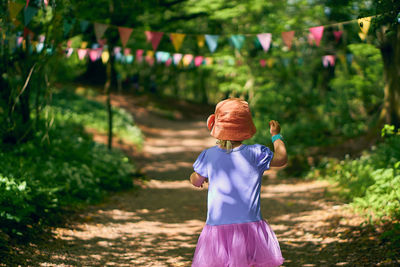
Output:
left=89, top=48, right=102, bottom=62
left=260, top=59, right=266, bottom=67
left=194, top=56, right=204, bottom=67
left=257, top=33, right=272, bottom=52
left=229, top=35, right=245, bottom=50
left=36, top=42, right=44, bottom=53
left=146, top=50, right=155, bottom=66
left=63, top=18, right=76, bottom=36
left=38, top=35, right=45, bottom=43
left=94, top=23, right=108, bottom=42
left=358, top=17, right=372, bottom=34
left=9, top=2, right=24, bottom=21
left=156, top=51, right=164, bottom=63
left=183, top=54, right=193, bottom=66
left=322, top=55, right=335, bottom=67
left=145, top=31, right=163, bottom=51
left=67, top=39, right=72, bottom=48
left=282, top=31, right=295, bottom=50
left=80, top=20, right=90, bottom=32
left=124, top=48, right=131, bottom=56
left=205, top=57, right=213, bottom=65
left=308, top=33, right=315, bottom=46
left=170, top=33, right=186, bottom=51
left=267, top=58, right=275, bottom=68
left=161, top=52, right=170, bottom=62
left=309, top=26, right=324, bottom=46
left=125, top=55, right=134, bottom=64
left=44, top=0, right=49, bottom=7
left=66, top=48, right=74, bottom=58
left=165, top=58, right=172, bottom=66
left=358, top=32, right=367, bottom=41
left=333, top=31, right=343, bottom=43
left=136, top=49, right=144, bottom=62
left=118, top=27, right=133, bottom=47
left=173, top=53, right=182, bottom=65
left=26, top=0, right=30, bottom=8
left=338, top=54, right=346, bottom=65
left=24, top=6, right=38, bottom=26
left=81, top=41, right=88, bottom=49
left=77, top=49, right=88, bottom=60
left=114, top=46, right=121, bottom=55
left=197, top=35, right=205, bottom=48
left=205, top=35, right=219, bottom=53
left=101, top=50, right=110, bottom=64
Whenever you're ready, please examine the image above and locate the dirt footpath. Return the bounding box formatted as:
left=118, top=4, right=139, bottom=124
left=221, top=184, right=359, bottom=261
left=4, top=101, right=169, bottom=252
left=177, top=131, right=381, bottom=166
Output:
left=11, top=93, right=392, bottom=266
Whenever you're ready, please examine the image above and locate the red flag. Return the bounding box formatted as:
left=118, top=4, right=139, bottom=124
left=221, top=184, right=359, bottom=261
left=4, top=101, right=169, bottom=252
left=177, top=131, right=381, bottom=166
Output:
left=333, top=31, right=343, bottom=43
left=145, top=31, right=163, bottom=51
left=118, top=27, right=133, bottom=47
left=260, top=59, right=266, bottom=67
left=281, top=31, right=295, bottom=50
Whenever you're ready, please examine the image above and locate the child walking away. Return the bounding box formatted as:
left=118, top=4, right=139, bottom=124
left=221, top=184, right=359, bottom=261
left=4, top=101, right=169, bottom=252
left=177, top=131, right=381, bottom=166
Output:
left=190, top=98, right=286, bottom=267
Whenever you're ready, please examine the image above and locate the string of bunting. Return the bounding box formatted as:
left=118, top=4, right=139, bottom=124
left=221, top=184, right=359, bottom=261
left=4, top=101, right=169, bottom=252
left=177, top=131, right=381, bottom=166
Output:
left=5, top=0, right=393, bottom=68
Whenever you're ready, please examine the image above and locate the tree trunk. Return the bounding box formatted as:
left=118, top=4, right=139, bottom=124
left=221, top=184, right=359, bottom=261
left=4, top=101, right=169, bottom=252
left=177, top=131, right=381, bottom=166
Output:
left=379, top=24, right=400, bottom=128
left=104, top=47, right=113, bottom=150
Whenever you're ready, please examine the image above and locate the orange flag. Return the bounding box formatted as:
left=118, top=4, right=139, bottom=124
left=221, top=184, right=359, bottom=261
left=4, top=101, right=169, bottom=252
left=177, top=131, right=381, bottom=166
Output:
left=170, top=33, right=186, bottom=51
left=281, top=31, right=295, bottom=50
left=118, top=27, right=133, bottom=47
left=197, top=35, right=205, bottom=48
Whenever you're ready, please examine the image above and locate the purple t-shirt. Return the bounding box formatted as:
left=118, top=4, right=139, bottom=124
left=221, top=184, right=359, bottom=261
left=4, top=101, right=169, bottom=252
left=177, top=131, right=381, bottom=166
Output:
left=193, top=144, right=273, bottom=226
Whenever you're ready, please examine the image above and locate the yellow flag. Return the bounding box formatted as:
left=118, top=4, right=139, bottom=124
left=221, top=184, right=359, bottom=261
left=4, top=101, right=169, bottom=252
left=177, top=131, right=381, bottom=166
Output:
left=197, top=35, right=205, bottom=48
left=358, top=32, right=367, bottom=41
left=101, top=51, right=110, bottom=64
left=170, top=33, right=186, bottom=51
left=146, top=50, right=154, bottom=58
left=267, top=58, right=275, bottom=68
left=81, top=42, right=88, bottom=49
left=358, top=17, right=372, bottom=34
left=9, top=2, right=24, bottom=21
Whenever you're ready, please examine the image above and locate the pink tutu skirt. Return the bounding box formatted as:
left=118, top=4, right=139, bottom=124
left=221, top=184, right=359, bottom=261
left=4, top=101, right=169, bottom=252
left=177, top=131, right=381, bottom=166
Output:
left=192, top=220, right=284, bottom=267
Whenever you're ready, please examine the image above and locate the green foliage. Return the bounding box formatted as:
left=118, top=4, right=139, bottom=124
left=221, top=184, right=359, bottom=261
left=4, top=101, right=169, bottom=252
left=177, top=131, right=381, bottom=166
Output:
left=307, top=127, right=400, bottom=221
left=0, top=89, right=142, bottom=239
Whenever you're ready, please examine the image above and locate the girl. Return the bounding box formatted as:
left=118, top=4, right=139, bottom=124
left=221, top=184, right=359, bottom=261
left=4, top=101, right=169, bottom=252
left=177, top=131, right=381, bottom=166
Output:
left=190, top=98, right=286, bottom=267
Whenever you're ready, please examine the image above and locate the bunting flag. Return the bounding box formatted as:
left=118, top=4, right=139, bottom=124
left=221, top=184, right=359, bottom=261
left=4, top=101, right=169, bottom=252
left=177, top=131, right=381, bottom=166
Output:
left=257, top=33, right=272, bottom=52
left=36, top=42, right=44, bottom=53
left=124, top=48, right=131, bottom=56
left=81, top=41, right=88, bottom=49
left=309, top=26, right=324, bottom=46
left=80, top=20, right=90, bottom=32
left=346, top=53, right=353, bottom=64
left=229, top=35, right=245, bottom=50
left=146, top=50, right=155, bottom=65
left=322, top=55, right=335, bottom=67
left=333, top=31, right=343, bottom=42
left=165, top=58, right=172, bottom=66
left=38, top=35, right=45, bottom=43
left=205, top=35, right=219, bottom=53
left=135, top=49, right=143, bottom=62
left=197, top=35, right=205, bottom=48
left=26, top=0, right=30, bottom=7
left=94, top=23, right=108, bottom=42
left=118, top=27, right=133, bottom=47
left=9, top=2, right=24, bottom=21
left=308, top=33, right=315, bottom=46
left=44, top=0, right=49, bottom=7
left=205, top=57, right=213, bottom=65
left=170, top=33, right=186, bottom=51
left=101, top=50, right=110, bottom=64
left=66, top=48, right=74, bottom=57
left=358, top=32, right=367, bottom=41
left=267, top=58, right=275, bottom=67
left=183, top=54, right=193, bottom=66
left=260, top=59, right=266, bottom=67
left=156, top=51, right=164, bottom=63
left=281, top=31, right=295, bottom=50
left=173, top=53, right=182, bottom=65
left=358, top=17, right=372, bottom=34
left=145, top=31, right=163, bottom=51
left=24, top=6, right=38, bottom=26
left=89, top=48, right=102, bottom=62
left=338, top=54, right=346, bottom=65
left=63, top=18, right=76, bottom=36
left=77, top=49, right=88, bottom=60
left=194, top=56, right=204, bottom=67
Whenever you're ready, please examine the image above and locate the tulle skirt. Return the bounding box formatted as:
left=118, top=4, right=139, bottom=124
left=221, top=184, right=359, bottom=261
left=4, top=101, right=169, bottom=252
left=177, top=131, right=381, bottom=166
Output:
left=192, top=220, right=284, bottom=267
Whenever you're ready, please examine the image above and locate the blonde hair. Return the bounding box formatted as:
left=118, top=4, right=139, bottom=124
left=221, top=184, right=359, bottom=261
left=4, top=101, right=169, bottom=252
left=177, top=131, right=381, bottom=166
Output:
left=216, top=140, right=242, bottom=153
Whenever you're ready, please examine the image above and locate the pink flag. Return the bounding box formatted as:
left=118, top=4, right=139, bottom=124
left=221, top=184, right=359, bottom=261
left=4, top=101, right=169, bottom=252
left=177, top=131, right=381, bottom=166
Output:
left=94, top=23, right=108, bottom=42
left=165, top=58, right=172, bottom=66
left=260, top=59, right=266, bottom=67
left=194, top=56, right=203, bottom=67
left=322, top=55, right=335, bottom=67
left=281, top=31, right=295, bottom=50
left=333, top=31, right=342, bottom=42
left=118, top=27, right=133, bottom=47
left=183, top=54, right=193, bottom=66
left=44, top=0, right=49, bottom=7
left=173, top=53, right=182, bottom=65
left=309, top=26, right=324, bottom=46
left=307, top=33, right=315, bottom=46
left=89, top=48, right=102, bottom=62
left=136, top=49, right=144, bottom=62
left=257, top=33, right=272, bottom=52
left=113, top=46, right=121, bottom=55
left=67, top=39, right=72, bottom=48
left=145, top=31, right=163, bottom=51
left=77, top=49, right=88, bottom=60
left=38, top=35, right=45, bottom=43
left=66, top=48, right=74, bottom=57
left=17, top=36, right=23, bottom=46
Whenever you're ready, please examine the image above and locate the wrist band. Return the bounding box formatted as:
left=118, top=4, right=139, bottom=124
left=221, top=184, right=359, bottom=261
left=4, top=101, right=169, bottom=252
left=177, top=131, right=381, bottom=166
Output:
left=271, top=133, right=283, bottom=143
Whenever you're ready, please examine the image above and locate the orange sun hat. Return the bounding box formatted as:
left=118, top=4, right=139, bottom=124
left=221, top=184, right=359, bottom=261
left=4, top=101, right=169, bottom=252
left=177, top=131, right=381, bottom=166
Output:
left=207, top=98, right=256, bottom=141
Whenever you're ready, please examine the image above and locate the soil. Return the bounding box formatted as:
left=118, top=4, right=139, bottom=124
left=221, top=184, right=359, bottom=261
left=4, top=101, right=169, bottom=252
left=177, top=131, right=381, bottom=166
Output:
left=5, top=93, right=399, bottom=266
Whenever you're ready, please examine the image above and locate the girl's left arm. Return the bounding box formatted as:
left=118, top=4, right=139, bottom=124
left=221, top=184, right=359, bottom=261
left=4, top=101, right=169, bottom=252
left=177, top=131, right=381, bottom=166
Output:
left=190, top=172, right=207, bottom=187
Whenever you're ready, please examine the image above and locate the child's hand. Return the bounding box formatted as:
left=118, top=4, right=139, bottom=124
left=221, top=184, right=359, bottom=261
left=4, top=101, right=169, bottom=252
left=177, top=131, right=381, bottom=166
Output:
left=269, top=120, right=281, bottom=136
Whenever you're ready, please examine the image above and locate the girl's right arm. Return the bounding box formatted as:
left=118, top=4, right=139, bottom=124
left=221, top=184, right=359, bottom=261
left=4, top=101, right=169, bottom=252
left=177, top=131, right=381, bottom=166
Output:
left=269, top=120, right=288, bottom=167
left=190, top=172, right=207, bottom=187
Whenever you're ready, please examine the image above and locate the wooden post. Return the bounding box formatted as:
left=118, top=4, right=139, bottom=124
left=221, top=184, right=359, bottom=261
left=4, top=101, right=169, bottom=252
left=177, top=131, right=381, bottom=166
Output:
left=104, top=46, right=113, bottom=150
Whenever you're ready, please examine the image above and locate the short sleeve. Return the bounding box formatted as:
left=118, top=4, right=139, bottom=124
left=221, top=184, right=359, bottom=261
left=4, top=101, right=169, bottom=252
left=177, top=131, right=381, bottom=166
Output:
left=255, top=145, right=274, bottom=172
left=193, top=149, right=208, bottom=177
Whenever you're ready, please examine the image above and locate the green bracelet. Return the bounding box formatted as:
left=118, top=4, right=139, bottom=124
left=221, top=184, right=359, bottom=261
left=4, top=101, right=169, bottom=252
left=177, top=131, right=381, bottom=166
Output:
left=271, top=133, right=283, bottom=143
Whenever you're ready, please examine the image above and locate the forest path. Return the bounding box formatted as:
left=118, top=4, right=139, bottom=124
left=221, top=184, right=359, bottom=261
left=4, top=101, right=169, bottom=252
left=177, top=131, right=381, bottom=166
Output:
left=19, top=93, right=382, bottom=266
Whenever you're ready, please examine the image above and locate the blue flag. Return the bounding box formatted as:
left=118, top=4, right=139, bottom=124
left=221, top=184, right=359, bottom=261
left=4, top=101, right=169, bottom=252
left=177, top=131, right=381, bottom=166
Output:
left=205, top=35, right=219, bottom=53
left=229, top=35, right=245, bottom=50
